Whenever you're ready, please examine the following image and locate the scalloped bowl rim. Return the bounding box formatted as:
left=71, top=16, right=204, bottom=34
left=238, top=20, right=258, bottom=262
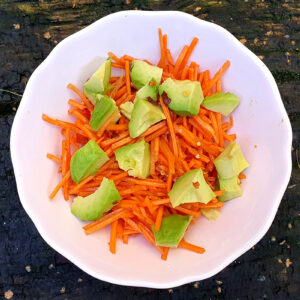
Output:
left=10, top=11, right=292, bottom=288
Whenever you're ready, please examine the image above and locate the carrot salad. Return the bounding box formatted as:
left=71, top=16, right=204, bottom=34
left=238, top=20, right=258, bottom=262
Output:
left=43, top=29, right=246, bottom=260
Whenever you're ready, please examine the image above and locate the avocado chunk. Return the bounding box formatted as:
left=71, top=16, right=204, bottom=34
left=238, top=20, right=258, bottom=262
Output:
left=159, top=78, right=203, bottom=116
left=218, top=176, right=242, bottom=202
left=120, top=101, right=134, bottom=120
left=135, top=81, right=158, bottom=102
left=130, top=60, right=163, bottom=89
left=202, top=92, right=239, bottom=116
left=152, top=214, right=192, bottom=247
left=70, top=140, right=109, bottom=184
left=214, top=142, right=249, bottom=179
left=89, top=95, right=120, bottom=131
left=71, top=177, right=121, bottom=221
left=201, top=208, right=221, bottom=220
left=169, top=169, right=215, bottom=207
left=115, top=139, right=150, bottom=179
left=83, top=58, right=111, bottom=104
left=129, top=99, right=166, bottom=138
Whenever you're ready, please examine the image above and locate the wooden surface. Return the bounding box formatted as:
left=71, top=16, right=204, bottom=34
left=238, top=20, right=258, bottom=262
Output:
left=0, top=0, right=299, bottom=299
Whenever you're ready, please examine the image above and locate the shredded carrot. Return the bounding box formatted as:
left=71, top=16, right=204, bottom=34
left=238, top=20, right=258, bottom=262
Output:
left=49, top=171, right=71, bottom=200
left=173, top=45, right=188, bottom=77
left=109, top=220, right=118, bottom=254
left=67, top=83, right=94, bottom=112
left=159, top=96, right=178, bottom=158
left=239, top=173, right=246, bottom=179
left=179, top=37, right=199, bottom=73
left=125, top=60, right=131, bottom=95
left=179, top=239, right=205, bottom=254
left=47, top=153, right=61, bottom=164
left=161, top=247, right=169, bottom=260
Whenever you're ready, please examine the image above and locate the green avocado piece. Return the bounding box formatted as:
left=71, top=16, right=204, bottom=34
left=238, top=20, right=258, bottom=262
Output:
left=129, top=99, right=166, bottom=138
left=152, top=214, right=192, bottom=248
left=214, top=142, right=249, bottom=179
left=71, top=177, right=121, bottom=221
left=70, top=140, right=109, bottom=184
left=89, top=95, right=120, bottom=131
left=169, top=169, right=215, bottom=207
left=120, top=101, right=134, bottom=120
left=159, top=78, right=203, bottom=116
left=218, top=176, right=242, bottom=202
left=130, top=60, right=163, bottom=89
left=202, top=92, right=239, bottom=116
left=201, top=208, right=221, bottom=220
left=135, top=81, right=158, bottom=102
left=115, top=139, right=150, bottom=179
left=83, top=58, right=111, bottom=104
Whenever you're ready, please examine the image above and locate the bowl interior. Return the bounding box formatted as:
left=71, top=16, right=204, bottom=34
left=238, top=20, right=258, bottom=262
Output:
left=11, top=11, right=292, bottom=288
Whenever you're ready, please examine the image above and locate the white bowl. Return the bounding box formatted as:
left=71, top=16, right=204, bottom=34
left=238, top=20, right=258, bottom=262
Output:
left=10, top=11, right=292, bottom=288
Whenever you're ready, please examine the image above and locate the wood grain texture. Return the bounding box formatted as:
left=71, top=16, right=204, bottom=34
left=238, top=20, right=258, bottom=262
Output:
left=0, top=1, right=299, bottom=299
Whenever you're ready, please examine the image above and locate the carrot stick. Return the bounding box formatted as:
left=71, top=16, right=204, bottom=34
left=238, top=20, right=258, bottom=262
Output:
left=49, top=170, right=71, bottom=200
left=84, top=208, right=131, bottom=235
left=154, top=206, right=164, bottom=232
left=203, top=60, right=230, bottom=95
left=181, top=66, right=189, bottom=80
left=173, top=206, right=201, bottom=218
left=97, top=110, right=120, bottom=138
left=70, top=109, right=89, bottom=124
left=216, top=113, right=224, bottom=147
left=152, top=198, right=170, bottom=205
left=158, top=28, right=164, bottom=67
left=214, top=190, right=225, bottom=196
left=108, top=52, right=122, bottom=64
left=109, top=220, right=118, bottom=254
left=125, top=60, right=131, bottom=95
left=159, top=96, right=178, bottom=158
left=111, top=136, right=134, bottom=151
left=239, top=173, right=246, bottom=179
left=47, top=153, right=61, bottom=164
left=161, top=247, right=169, bottom=260
left=179, top=37, right=199, bottom=72
left=67, top=83, right=94, bottom=112
left=42, top=114, right=81, bottom=132
left=166, top=49, right=173, bottom=65
left=101, top=131, right=129, bottom=148
left=173, top=45, right=188, bottom=77
left=179, top=239, right=205, bottom=254
left=68, top=99, right=86, bottom=110
left=144, top=126, right=168, bottom=142
left=140, top=120, right=166, bottom=138
left=150, top=139, right=156, bottom=176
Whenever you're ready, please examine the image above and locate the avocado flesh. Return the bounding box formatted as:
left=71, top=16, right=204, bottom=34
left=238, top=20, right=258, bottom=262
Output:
left=89, top=95, right=120, bottom=131
left=214, top=142, right=249, bottom=179
left=159, top=78, right=203, bottom=116
left=152, top=214, right=192, bottom=247
left=115, top=140, right=150, bottom=179
left=202, top=92, right=239, bottom=116
left=129, top=99, right=166, bottom=138
left=71, top=177, right=121, bottom=221
left=70, top=140, right=109, bottom=184
left=130, top=60, right=163, bottom=89
left=120, top=101, right=134, bottom=120
left=84, top=58, right=111, bottom=104
left=218, top=176, right=242, bottom=202
left=135, top=82, right=158, bottom=102
left=201, top=208, right=221, bottom=220
left=169, top=169, right=215, bottom=207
